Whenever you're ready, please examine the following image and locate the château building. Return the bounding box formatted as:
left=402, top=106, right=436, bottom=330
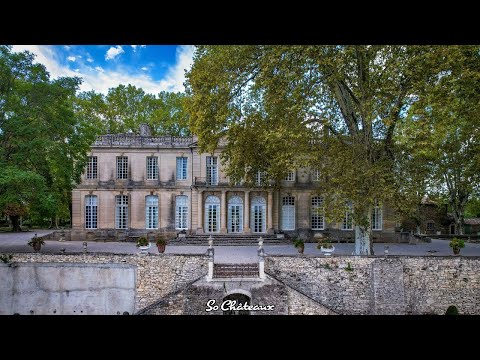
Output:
left=71, top=124, right=397, bottom=242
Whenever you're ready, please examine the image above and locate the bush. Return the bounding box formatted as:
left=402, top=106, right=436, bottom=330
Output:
left=317, top=240, right=333, bottom=249
left=136, top=237, right=149, bottom=247
left=293, top=238, right=304, bottom=248
left=449, top=237, right=465, bottom=254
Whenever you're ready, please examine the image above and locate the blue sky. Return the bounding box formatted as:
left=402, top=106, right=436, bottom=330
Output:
left=11, top=45, right=194, bottom=94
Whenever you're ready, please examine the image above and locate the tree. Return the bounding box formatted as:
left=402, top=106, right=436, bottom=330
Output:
left=186, top=45, right=436, bottom=254
left=400, top=46, right=480, bottom=234
left=0, top=46, right=96, bottom=230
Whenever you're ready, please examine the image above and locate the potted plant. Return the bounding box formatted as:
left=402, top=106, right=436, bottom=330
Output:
left=136, top=236, right=151, bottom=254
left=293, top=238, right=305, bottom=254
left=317, top=240, right=335, bottom=256
left=28, top=234, right=45, bottom=252
left=156, top=236, right=167, bottom=253
left=449, top=237, right=465, bottom=255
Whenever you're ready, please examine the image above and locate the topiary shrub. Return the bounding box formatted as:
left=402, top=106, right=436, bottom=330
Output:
left=445, top=305, right=459, bottom=315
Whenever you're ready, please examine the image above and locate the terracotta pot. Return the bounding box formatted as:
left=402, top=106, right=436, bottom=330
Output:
left=452, top=247, right=460, bottom=255
left=32, top=243, right=41, bottom=252
left=297, top=246, right=304, bottom=254
left=157, top=244, right=166, bottom=253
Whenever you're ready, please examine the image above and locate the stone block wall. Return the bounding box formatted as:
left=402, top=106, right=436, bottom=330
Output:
left=265, top=255, right=480, bottom=315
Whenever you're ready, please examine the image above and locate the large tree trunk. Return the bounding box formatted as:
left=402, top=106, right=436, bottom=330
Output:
left=10, top=215, right=21, bottom=232
left=354, top=206, right=374, bottom=255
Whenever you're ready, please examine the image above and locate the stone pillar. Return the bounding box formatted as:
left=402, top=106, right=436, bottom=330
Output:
left=267, top=191, right=274, bottom=234
left=220, top=190, right=227, bottom=234
left=244, top=191, right=251, bottom=233
left=206, top=236, right=214, bottom=281
left=197, top=190, right=203, bottom=234
left=258, top=237, right=265, bottom=280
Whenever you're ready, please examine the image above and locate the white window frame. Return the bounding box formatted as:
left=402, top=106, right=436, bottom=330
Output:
left=86, top=156, right=97, bottom=179
left=115, top=195, right=128, bottom=229
left=228, top=196, right=243, bottom=233
left=206, top=156, right=218, bottom=185
left=426, top=222, right=435, bottom=232
left=85, top=195, right=97, bottom=229
left=284, top=170, right=295, bottom=182
left=311, top=196, right=325, bottom=230
left=205, top=195, right=220, bottom=233
left=372, top=200, right=383, bottom=231
left=146, top=195, right=159, bottom=229
left=342, top=202, right=353, bottom=230
left=175, top=195, right=188, bottom=230
left=281, top=196, right=295, bottom=230
left=251, top=196, right=266, bottom=233
left=146, top=156, right=158, bottom=180
left=176, top=157, right=188, bottom=180
left=256, top=171, right=265, bottom=186
left=116, top=156, right=128, bottom=179
left=312, top=169, right=320, bottom=182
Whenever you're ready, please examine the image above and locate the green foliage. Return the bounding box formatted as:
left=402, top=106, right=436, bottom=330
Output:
left=293, top=238, right=304, bottom=248
left=136, top=237, right=149, bottom=247
left=445, top=305, right=459, bottom=315
left=345, top=262, right=353, bottom=272
left=449, top=237, right=465, bottom=250
left=156, top=236, right=167, bottom=245
left=185, top=45, right=445, bottom=255
left=317, top=240, right=333, bottom=249
left=0, top=253, right=13, bottom=264
left=27, top=234, right=45, bottom=247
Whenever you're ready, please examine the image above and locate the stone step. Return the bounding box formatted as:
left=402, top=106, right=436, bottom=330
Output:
left=213, top=263, right=259, bottom=278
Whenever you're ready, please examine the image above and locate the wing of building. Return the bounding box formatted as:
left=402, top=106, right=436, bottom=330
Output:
left=71, top=124, right=398, bottom=242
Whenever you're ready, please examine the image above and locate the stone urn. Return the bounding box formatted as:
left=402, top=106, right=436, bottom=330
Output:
left=321, top=246, right=335, bottom=256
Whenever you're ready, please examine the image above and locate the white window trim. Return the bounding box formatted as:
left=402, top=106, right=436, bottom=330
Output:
left=176, top=157, right=188, bottom=180
left=311, top=196, right=325, bottom=230
left=116, top=156, right=128, bottom=180
left=284, top=170, right=295, bottom=182
left=146, top=156, right=158, bottom=180
left=85, top=195, right=98, bottom=229
left=175, top=195, right=189, bottom=230
left=86, top=156, right=97, bottom=180
left=342, top=202, right=353, bottom=230
left=115, top=195, right=129, bottom=229
left=145, top=195, right=159, bottom=230
left=372, top=201, right=383, bottom=231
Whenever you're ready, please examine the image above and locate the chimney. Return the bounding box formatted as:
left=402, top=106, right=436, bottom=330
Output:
left=139, top=123, right=151, bottom=136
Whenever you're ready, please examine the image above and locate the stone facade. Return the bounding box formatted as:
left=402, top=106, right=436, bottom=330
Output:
left=72, top=125, right=398, bottom=242
left=1, top=253, right=208, bottom=313
left=265, top=255, right=480, bottom=315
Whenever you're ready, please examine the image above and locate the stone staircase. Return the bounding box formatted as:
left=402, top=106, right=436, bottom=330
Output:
left=169, top=234, right=290, bottom=245
left=213, top=263, right=259, bottom=278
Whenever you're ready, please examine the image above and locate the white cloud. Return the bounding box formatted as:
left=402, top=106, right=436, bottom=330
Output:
left=87, top=57, right=94, bottom=63
left=10, top=45, right=195, bottom=94
left=157, top=45, right=195, bottom=92
left=131, top=45, right=147, bottom=52
left=64, top=45, right=71, bottom=50
left=141, top=66, right=148, bottom=71
left=74, top=69, right=80, bottom=72
left=67, top=56, right=76, bottom=62
left=105, top=46, right=124, bottom=60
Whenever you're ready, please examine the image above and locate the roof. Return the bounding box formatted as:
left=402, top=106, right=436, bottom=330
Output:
left=465, top=218, right=480, bottom=226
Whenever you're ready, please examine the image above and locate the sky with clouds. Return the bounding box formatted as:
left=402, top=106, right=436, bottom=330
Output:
left=11, top=45, right=195, bottom=94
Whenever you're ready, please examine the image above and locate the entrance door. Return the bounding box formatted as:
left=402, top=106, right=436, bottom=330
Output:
left=228, top=196, right=243, bottom=233
left=205, top=195, right=220, bottom=233
left=251, top=196, right=266, bottom=233
left=282, top=196, right=295, bottom=230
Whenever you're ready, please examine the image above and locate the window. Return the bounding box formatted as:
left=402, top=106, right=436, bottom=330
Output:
left=206, top=156, right=218, bottom=185
left=426, top=222, right=434, bottom=232
left=342, top=202, right=353, bottom=230
left=372, top=200, right=382, bottom=230
left=116, top=156, right=128, bottom=179
left=311, top=196, right=325, bottom=230
left=146, top=157, right=158, bottom=180
left=281, top=196, right=295, bottom=230
left=312, top=169, right=320, bottom=182
left=228, top=196, right=243, bottom=233
left=86, top=156, right=97, bottom=179
left=175, top=195, right=188, bottom=230
left=256, top=171, right=265, bottom=186
left=85, top=195, right=97, bottom=229
left=176, top=157, right=188, bottom=180
left=146, top=195, right=158, bottom=229
left=284, top=170, right=295, bottom=181
left=115, top=195, right=128, bottom=229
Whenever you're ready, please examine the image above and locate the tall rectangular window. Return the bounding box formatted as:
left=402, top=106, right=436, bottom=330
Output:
left=312, top=169, right=320, bottom=182
left=281, top=196, right=295, bottom=230
left=176, top=157, right=188, bottom=180
left=146, top=195, right=158, bottom=229
left=206, top=156, right=218, bottom=185
left=86, top=156, right=97, bottom=179
left=116, top=156, right=128, bottom=179
left=115, top=195, right=128, bottom=229
left=85, top=195, right=97, bottom=229
left=256, top=171, right=265, bottom=186
left=284, top=170, right=295, bottom=181
left=342, top=202, right=353, bottom=230
left=175, top=195, right=188, bottom=230
left=311, top=196, right=325, bottom=230
left=146, top=156, right=158, bottom=180
left=372, top=200, right=383, bottom=230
